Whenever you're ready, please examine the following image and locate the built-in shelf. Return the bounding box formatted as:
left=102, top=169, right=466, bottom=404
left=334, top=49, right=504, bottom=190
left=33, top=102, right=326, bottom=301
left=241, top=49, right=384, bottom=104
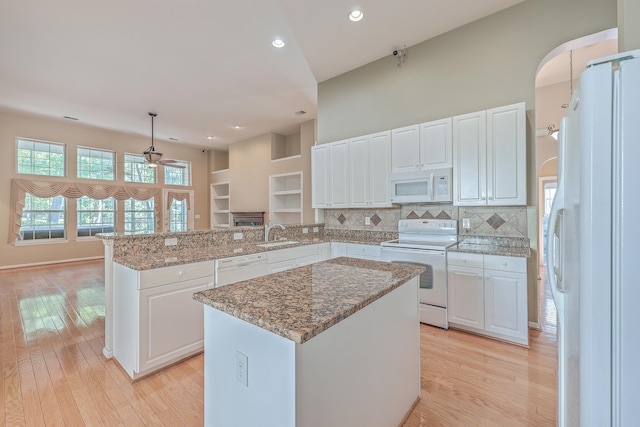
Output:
left=210, top=182, right=231, bottom=228
left=269, top=172, right=302, bottom=225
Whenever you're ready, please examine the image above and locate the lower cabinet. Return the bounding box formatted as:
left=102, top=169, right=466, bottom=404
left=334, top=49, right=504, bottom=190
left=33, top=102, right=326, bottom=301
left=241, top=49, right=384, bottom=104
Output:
left=267, top=244, right=320, bottom=273
left=346, top=243, right=381, bottom=260
left=447, top=252, right=528, bottom=346
left=113, top=261, right=214, bottom=380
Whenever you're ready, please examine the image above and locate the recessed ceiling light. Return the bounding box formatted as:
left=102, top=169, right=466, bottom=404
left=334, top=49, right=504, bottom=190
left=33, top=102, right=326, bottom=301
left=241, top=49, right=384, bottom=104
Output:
left=63, top=115, right=78, bottom=121
left=349, top=10, right=363, bottom=22
left=206, top=136, right=215, bottom=140
left=232, top=125, right=242, bottom=129
left=294, top=110, right=307, bottom=116
left=272, top=38, right=285, bottom=48
left=169, top=137, right=179, bottom=141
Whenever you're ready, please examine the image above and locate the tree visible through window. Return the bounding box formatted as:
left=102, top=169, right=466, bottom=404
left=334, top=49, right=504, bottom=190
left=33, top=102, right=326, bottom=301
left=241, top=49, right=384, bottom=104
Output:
left=77, top=147, right=115, bottom=180
left=164, top=161, right=190, bottom=186
left=20, top=194, right=66, bottom=240
left=124, top=198, right=155, bottom=234
left=169, top=198, right=188, bottom=232
left=124, top=153, right=156, bottom=183
left=16, top=138, right=65, bottom=176
left=77, top=196, right=115, bottom=237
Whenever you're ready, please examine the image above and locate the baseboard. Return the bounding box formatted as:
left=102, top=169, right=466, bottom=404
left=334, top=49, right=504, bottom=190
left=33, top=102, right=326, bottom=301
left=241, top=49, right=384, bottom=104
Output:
left=0, top=256, right=104, bottom=271
left=528, top=321, right=542, bottom=331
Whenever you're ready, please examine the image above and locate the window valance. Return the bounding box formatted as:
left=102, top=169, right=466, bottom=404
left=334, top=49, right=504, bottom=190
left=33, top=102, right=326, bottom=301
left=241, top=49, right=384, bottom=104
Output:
left=9, top=179, right=162, bottom=243
left=166, top=191, right=191, bottom=210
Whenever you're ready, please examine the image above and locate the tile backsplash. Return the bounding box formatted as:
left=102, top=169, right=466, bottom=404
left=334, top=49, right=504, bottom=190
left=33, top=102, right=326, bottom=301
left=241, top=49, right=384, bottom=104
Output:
left=323, top=204, right=528, bottom=239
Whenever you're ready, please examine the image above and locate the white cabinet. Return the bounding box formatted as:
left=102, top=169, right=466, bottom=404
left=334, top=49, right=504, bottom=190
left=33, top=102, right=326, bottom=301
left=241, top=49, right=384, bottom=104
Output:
left=349, top=131, right=391, bottom=208
left=391, top=119, right=452, bottom=173
left=453, top=102, right=526, bottom=206
left=330, top=241, right=347, bottom=258
left=113, top=261, right=214, bottom=379
left=210, top=181, right=230, bottom=228
left=420, top=118, right=453, bottom=169
left=267, top=244, right=319, bottom=273
left=391, top=125, right=420, bottom=173
left=346, top=243, right=381, bottom=261
left=447, top=252, right=528, bottom=345
left=318, top=242, right=331, bottom=261
left=312, top=140, right=349, bottom=208
left=269, top=172, right=302, bottom=225
left=447, top=263, right=485, bottom=329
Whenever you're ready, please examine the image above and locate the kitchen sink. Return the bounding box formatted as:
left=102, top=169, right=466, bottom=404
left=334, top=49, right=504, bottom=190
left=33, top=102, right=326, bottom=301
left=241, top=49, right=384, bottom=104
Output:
left=256, top=240, right=299, bottom=248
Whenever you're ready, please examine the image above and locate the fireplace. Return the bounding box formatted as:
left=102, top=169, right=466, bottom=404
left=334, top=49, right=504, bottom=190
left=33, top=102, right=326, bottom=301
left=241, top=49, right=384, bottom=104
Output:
left=231, top=212, right=265, bottom=227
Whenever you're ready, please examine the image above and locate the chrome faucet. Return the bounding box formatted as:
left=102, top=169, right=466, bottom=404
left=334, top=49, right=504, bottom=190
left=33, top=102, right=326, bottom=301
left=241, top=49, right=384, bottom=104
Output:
left=264, top=223, right=286, bottom=241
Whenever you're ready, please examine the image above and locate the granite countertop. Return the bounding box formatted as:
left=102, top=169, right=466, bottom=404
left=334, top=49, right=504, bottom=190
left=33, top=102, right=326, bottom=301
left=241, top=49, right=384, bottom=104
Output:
left=112, top=237, right=390, bottom=270
left=446, top=236, right=531, bottom=258
left=192, top=257, right=424, bottom=344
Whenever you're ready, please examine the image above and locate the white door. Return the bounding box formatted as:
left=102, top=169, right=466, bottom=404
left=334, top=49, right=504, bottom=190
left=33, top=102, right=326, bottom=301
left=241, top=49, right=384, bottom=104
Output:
left=348, top=135, right=369, bottom=207
left=486, top=102, right=526, bottom=205
left=453, top=111, right=487, bottom=206
left=484, top=269, right=527, bottom=341
left=447, top=265, right=484, bottom=329
left=163, top=189, right=194, bottom=232
left=329, top=140, right=349, bottom=208
left=368, top=131, right=391, bottom=207
left=420, top=118, right=452, bottom=169
left=391, top=124, right=420, bottom=173
left=311, top=144, right=330, bottom=208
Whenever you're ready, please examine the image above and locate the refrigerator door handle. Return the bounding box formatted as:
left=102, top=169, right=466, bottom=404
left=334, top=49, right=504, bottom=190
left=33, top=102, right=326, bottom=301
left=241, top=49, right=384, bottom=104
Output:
left=547, top=175, right=566, bottom=311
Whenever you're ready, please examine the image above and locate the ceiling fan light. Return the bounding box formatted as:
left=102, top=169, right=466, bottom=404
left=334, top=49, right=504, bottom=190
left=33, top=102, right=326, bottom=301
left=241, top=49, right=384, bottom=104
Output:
left=143, top=149, right=163, bottom=163
left=148, top=162, right=158, bottom=168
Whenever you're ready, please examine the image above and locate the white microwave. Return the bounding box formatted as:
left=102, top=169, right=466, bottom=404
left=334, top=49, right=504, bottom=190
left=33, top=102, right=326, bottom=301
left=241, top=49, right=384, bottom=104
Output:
left=389, top=168, right=452, bottom=203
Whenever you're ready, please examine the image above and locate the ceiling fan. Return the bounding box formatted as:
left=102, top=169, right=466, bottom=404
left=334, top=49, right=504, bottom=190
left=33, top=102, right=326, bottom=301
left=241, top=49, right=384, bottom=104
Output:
left=142, top=112, right=185, bottom=168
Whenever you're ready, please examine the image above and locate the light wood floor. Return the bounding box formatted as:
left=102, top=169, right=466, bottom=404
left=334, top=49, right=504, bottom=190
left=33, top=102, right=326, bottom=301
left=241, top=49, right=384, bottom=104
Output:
left=1, top=260, right=557, bottom=426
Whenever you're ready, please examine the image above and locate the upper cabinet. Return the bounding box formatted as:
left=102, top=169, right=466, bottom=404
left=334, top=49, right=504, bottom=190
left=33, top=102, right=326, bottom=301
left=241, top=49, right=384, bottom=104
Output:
left=453, top=102, right=526, bottom=206
left=349, top=131, right=392, bottom=208
left=312, top=140, right=349, bottom=208
left=391, top=118, right=452, bottom=174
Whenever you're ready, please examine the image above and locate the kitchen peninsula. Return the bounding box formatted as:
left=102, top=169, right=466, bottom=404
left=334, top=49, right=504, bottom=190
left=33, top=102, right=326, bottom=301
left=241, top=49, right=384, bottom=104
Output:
left=193, top=257, right=424, bottom=427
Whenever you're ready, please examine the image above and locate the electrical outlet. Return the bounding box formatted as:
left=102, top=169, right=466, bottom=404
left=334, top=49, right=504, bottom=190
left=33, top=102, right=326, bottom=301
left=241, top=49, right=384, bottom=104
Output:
left=462, top=218, right=471, bottom=229
left=164, top=237, right=177, bottom=246
left=302, top=227, right=309, bottom=234
left=365, top=217, right=371, bottom=225
left=195, top=214, right=201, bottom=219
left=236, top=351, right=248, bottom=387
left=233, top=232, right=243, bottom=240
left=313, top=227, right=319, bottom=233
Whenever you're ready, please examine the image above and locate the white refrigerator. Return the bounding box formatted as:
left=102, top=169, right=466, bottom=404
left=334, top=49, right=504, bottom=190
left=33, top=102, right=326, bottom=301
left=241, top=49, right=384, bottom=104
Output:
left=546, top=50, right=640, bottom=426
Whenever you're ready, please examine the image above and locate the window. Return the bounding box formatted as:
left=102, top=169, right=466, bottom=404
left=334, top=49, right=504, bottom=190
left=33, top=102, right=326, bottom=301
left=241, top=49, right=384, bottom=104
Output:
left=20, top=194, right=66, bottom=241
left=77, top=147, right=115, bottom=180
left=164, top=161, right=191, bottom=186
left=168, top=198, right=188, bottom=232
left=124, top=153, right=156, bottom=183
left=124, top=198, right=155, bottom=234
left=77, top=196, right=115, bottom=237
left=16, top=138, right=65, bottom=176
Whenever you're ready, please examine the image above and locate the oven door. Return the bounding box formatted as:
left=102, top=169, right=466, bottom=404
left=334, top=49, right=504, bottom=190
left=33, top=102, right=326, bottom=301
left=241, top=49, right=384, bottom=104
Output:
left=380, top=247, right=447, bottom=307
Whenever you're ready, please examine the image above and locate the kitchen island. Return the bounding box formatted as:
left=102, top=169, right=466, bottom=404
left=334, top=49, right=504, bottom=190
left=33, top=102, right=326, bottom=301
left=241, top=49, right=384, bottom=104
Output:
left=193, top=257, right=424, bottom=427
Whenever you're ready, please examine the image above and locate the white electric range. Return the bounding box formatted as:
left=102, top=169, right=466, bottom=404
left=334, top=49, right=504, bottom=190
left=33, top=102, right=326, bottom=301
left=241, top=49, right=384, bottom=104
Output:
left=380, top=219, right=458, bottom=328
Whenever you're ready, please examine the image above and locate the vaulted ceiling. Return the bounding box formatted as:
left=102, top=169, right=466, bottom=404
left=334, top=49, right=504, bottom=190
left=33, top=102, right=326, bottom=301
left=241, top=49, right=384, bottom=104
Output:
left=1, top=0, right=524, bottom=150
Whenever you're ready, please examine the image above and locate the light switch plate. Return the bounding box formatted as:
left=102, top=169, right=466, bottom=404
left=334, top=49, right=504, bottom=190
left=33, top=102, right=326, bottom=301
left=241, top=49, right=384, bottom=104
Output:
left=302, top=228, right=309, bottom=234
left=236, top=351, right=248, bottom=387
left=313, top=227, right=319, bottom=233
left=165, top=237, right=178, bottom=246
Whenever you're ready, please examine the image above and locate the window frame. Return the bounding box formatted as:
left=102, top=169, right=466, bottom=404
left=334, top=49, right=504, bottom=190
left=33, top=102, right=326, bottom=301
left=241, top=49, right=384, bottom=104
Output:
left=17, top=193, right=67, bottom=244
left=16, top=137, right=66, bottom=177
left=124, top=197, right=156, bottom=235
left=124, top=152, right=157, bottom=184
left=164, top=160, right=191, bottom=187
left=76, top=196, right=116, bottom=239
left=76, top=146, right=116, bottom=181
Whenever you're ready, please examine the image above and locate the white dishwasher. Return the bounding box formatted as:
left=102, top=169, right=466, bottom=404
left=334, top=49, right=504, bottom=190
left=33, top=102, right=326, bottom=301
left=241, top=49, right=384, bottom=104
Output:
left=214, top=253, right=268, bottom=287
